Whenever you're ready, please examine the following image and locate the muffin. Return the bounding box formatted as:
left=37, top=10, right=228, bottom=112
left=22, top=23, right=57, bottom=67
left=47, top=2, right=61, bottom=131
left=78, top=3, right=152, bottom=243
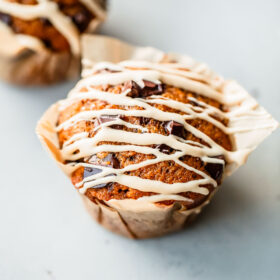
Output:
left=37, top=35, right=278, bottom=238
left=0, top=0, right=106, bottom=85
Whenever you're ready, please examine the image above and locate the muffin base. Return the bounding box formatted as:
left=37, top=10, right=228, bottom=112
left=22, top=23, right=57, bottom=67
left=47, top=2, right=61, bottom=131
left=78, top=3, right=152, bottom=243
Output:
left=81, top=194, right=209, bottom=239
left=0, top=48, right=80, bottom=86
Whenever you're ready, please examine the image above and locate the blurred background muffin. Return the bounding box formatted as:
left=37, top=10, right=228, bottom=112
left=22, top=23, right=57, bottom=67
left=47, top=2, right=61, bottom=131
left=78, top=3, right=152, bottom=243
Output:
left=0, top=0, right=106, bottom=85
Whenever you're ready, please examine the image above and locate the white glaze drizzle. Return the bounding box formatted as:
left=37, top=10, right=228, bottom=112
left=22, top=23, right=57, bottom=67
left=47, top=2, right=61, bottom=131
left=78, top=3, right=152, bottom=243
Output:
left=0, top=21, right=46, bottom=54
left=0, top=0, right=106, bottom=54
left=56, top=60, right=277, bottom=203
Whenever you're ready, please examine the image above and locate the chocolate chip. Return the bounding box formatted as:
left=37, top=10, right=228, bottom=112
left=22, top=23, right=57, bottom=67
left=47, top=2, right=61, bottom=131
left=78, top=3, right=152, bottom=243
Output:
left=142, top=80, right=165, bottom=97
left=142, top=80, right=156, bottom=88
left=0, top=13, right=11, bottom=25
left=67, top=8, right=92, bottom=32
left=83, top=167, right=102, bottom=178
left=103, top=153, right=120, bottom=169
left=39, top=17, right=51, bottom=26
left=88, top=153, right=120, bottom=169
left=124, top=80, right=142, bottom=98
left=84, top=166, right=116, bottom=189
left=154, top=144, right=174, bottom=154
left=90, top=173, right=116, bottom=189
left=88, top=154, right=98, bottom=164
left=90, top=182, right=114, bottom=189
left=139, top=117, right=150, bottom=126
left=110, top=124, right=123, bottom=130
left=97, top=115, right=120, bottom=125
left=189, top=99, right=200, bottom=107
left=204, top=156, right=224, bottom=183
left=124, top=80, right=164, bottom=98
left=42, top=40, right=52, bottom=49
left=164, top=120, right=186, bottom=138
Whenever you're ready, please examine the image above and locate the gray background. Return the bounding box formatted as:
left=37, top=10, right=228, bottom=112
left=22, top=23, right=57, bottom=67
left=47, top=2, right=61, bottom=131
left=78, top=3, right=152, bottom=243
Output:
left=0, top=0, right=279, bottom=279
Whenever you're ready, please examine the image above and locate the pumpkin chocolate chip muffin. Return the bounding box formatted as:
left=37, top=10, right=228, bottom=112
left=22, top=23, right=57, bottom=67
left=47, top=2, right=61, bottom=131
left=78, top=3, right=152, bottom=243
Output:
left=0, top=0, right=106, bottom=85
left=37, top=36, right=278, bottom=238
left=58, top=82, right=232, bottom=209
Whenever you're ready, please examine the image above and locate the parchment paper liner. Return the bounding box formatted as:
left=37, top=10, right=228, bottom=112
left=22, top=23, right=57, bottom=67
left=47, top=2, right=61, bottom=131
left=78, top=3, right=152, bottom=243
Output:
left=36, top=35, right=278, bottom=238
left=0, top=48, right=80, bottom=85
left=0, top=5, right=105, bottom=86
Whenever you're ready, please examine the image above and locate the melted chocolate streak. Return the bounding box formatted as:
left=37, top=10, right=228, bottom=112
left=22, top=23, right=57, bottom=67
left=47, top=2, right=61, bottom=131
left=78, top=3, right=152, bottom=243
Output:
left=81, top=79, right=224, bottom=189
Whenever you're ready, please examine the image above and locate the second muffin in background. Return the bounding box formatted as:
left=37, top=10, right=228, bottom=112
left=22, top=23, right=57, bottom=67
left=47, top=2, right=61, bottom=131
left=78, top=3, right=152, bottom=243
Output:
left=0, top=0, right=107, bottom=85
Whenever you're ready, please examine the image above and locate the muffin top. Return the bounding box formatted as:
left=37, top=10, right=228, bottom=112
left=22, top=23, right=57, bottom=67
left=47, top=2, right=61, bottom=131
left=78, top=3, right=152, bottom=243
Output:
left=0, top=0, right=106, bottom=54
left=54, top=57, right=255, bottom=209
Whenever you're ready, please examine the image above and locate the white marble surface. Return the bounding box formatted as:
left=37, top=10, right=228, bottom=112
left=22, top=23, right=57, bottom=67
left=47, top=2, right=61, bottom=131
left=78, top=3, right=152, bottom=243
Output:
left=0, top=0, right=279, bottom=279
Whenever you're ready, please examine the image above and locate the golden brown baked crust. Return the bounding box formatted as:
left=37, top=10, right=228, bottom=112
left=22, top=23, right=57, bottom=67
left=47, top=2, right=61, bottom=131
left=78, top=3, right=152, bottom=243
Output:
left=57, top=83, right=232, bottom=209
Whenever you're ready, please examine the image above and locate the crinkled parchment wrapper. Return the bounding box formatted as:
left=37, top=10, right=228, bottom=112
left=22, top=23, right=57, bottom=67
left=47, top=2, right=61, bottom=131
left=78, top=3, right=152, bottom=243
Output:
left=0, top=8, right=105, bottom=86
left=36, top=35, right=279, bottom=238
left=0, top=47, right=80, bottom=86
